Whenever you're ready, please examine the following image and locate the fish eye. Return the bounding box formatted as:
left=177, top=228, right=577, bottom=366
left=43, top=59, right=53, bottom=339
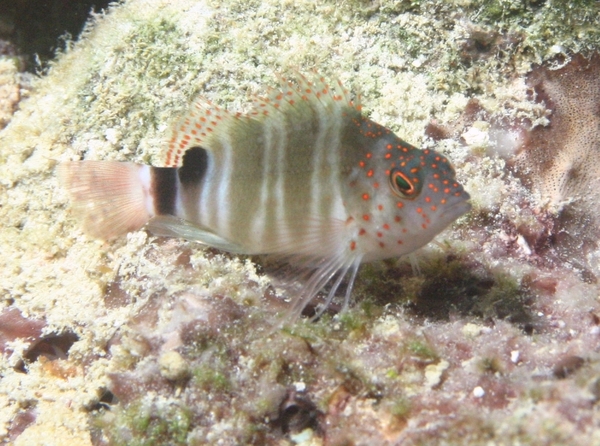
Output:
left=390, top=169, right=417, bottom=199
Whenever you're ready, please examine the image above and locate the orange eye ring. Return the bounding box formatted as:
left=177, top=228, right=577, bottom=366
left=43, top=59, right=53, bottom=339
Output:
left=390, top=169, right=417, bottom=199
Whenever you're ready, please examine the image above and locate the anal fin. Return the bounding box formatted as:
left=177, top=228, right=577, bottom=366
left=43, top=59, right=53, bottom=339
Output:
left=147, top=215, right=246, bottom=253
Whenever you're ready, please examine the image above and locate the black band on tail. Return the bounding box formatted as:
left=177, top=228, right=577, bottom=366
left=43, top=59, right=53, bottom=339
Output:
left=151, top=167, right=178, bottom=215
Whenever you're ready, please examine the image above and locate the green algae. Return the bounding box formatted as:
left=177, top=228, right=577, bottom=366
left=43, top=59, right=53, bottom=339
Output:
left=406, top=339, right=438, bottom=362
left=192, top=364, right=231, bottom=392
left=96, top=401, right=193, bottom=446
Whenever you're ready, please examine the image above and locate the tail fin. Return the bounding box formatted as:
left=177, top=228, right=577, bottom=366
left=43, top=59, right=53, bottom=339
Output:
left=57, top=161, right=152, bottom=240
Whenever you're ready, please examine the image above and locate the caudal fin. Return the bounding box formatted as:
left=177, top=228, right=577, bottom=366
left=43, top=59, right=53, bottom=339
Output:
left=57, top=161, right=152, bottom=240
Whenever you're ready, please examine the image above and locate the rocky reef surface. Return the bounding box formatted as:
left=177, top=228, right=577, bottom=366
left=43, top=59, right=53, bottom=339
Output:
left=1, top=0, right=600, bottom=444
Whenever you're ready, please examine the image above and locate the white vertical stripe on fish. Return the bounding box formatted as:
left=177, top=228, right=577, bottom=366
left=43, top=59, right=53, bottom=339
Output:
left=324, top=97, right=344, bottom=223
left=272, top=116, right=289, bottom=242
left=138, top=165, right=154, bottom=214
left=198, top=149, right=214, bottom=226
left=251, top=117, right=274, bottom=247
left=215, top=132, right=235, bottom=237
left=273, top=112, right=289, bottom=248
left=308, top=91, right=330, bottom=224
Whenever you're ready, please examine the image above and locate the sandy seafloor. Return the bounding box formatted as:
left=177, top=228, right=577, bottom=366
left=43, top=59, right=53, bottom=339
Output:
left=2, top=0, right=600, bottom=444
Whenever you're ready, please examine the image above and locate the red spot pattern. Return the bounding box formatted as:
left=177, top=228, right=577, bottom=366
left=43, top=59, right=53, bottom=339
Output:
left=165, top=101, right=229, bottom=166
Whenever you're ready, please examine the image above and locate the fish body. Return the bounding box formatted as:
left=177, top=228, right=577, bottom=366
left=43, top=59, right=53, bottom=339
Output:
left=59, top=73, right=470, bottom=318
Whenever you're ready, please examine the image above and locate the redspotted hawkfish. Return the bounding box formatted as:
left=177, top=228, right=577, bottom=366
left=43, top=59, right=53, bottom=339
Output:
left=58, top=73, right=470, bottom=320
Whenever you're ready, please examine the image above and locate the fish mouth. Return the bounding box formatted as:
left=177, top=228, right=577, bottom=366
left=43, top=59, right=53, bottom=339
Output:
left=440, top=198, right=472, bottom=222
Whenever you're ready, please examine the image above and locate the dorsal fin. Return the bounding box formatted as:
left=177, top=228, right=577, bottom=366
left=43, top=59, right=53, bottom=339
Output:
left=163, top=101, right=233, bottom=167
left=161, top=72, right=362, bottom=167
